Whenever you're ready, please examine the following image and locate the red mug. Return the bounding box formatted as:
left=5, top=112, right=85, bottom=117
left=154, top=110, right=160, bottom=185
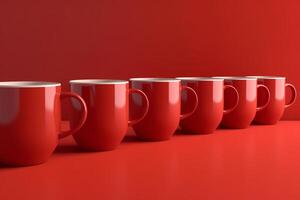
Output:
left=129, top=78, right=198, bottom=141
left=176, top=77, right=239, bottom=134
left=247, top=76, right=297, bottom=124
left=70, top=79, right=149, bottom=151
left=0, top=81, right=87, bottom=166
left=212, top=77, right=271, bottom=129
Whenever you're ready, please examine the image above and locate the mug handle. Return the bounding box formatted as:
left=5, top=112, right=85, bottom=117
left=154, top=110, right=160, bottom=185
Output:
left=128, top=89, right=149, bottom=125
left=58, top=92, right=88, bottom=139
left=223, top=85, right=239, bottom=115
left=285, top=83, right=297, bottom=108
left=256, top=84, right=271, bottom=112
left=180, top=86, right=198, bottom=120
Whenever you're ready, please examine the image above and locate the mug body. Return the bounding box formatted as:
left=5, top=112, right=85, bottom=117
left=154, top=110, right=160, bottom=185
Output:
left=214, top=77, right=258, bottom=129
left=0, top=81, right=61, bottom=166
left=130, top=78, right=181, bottom=141
left=70, top=80, right=129, bottom=151
left=177, top=77, right=224, bottom=134
left=250, top=76, right=286, bottom=124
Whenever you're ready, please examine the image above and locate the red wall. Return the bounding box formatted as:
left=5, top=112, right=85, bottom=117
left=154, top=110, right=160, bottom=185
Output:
left=0, top=0, right=299, bottom=119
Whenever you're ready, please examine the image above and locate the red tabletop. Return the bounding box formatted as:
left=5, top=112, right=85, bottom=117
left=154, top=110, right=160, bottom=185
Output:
left=1, top=121, right=300, bottom=200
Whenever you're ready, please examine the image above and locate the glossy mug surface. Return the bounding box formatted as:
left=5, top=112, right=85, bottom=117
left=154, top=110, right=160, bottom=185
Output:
left=70, top=79, right=149, bottom=151
left=0, top=81, right=87, bottom=166
left=130, top=78, right=198, bottom=141
left=176, top=77, right=239, bottom=134
left=247, top=76, right=297, bottom=124
left=213, top=77, right=271, bottom=129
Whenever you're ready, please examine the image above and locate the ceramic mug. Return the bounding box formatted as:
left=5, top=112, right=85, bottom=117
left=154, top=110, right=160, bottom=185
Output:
left=69, top=79, right=149, bottom=151
left=247, top=76, right=297, bottom=124
left=212, top=77, right=271, bottom=129
left=0, top=81, right=87, bottom=166
left=176, top=77, right=239, bottom=134
left=129, top=78, right=198, bottom=141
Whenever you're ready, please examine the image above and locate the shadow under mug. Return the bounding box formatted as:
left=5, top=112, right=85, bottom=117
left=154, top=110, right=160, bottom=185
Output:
left=129, top=78, right=198, bottom=141
left=176, top=77, right=239, bottom=134
left=0, top=81, right=87, bottom=166
left=247, top=76, right=297, bottom=124
left=69, top=79, right=149, bottom=151
left=213, top=77, right=271, bottom=129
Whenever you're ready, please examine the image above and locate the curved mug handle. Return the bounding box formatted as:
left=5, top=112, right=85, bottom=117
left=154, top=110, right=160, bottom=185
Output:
left=256, top=84, right=271, bottom=112
left=180, top=86, right=199, bottom=120
left=223, top=85, right=239, bottom=115
left=285, top=83, right=297, bottom=108
left=59, top=92, right=88, bottom=139
left=128, top=89, right=149, bottom=125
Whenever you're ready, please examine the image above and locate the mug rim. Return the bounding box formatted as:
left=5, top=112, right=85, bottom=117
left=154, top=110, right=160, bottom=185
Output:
left=176, top=77, right=224, bottom=81
left=130, top=78, right=180, bottom=82
left=212, top=76, right=257, bottom=80
left=70, top=79, right=128, bottom=85
left=0, top=81, right=61, bottom=88
left=246, top=76, right=286, bottom=80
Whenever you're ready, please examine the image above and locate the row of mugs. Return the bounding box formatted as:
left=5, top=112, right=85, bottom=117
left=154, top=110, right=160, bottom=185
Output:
left=0, top=76, right=297, bottom=166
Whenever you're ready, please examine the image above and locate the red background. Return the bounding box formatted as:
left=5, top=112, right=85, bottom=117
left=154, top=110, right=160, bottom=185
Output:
left=0, top=0, right=299, bottom=119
